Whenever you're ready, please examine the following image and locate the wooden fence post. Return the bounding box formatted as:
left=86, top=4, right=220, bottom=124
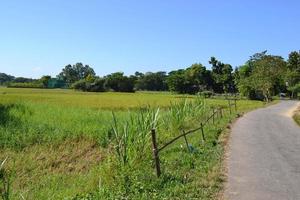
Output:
left=234, top=98, right=237, bottom=112
left=228, top=99, right=232, bottom=115
left=151, top=129, right=161, bottom=177
left=200, top=123, right=206, bottom=142
left=182, top=130, right=191, bottom=152
left=212, top=109, right=215, bottom=124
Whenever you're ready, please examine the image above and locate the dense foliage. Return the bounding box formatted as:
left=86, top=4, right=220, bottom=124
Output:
left=236, top=51, right=288, bottom=101
left=2, top=50, right=300, bottom=99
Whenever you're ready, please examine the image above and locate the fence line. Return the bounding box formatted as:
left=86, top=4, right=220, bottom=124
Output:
left=151, top=98, right=238, bottom=177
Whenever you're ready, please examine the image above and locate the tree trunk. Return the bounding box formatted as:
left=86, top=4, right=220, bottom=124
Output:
left=263, top=90, right=269, bottom=102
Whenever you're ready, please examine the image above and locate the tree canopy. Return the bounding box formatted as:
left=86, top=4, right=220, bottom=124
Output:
left=57, top=63, right=96, bottom=86
left=2, top=50, right=300, bottom=100
left=237, top=51, right=287, bottom=101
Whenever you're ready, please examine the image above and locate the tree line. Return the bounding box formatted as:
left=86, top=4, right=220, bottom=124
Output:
left=1, top=50, right=300, bottom=101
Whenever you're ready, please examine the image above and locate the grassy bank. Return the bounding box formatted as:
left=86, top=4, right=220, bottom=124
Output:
left=0, top=88, right=267, bottom=199
left=293, top=107, right=300, bottom=126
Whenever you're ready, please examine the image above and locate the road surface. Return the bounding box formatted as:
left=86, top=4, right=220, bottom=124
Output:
left=225, top=100, right=300, bottom=200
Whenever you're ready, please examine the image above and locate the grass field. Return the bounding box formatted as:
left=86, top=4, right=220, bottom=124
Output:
left=0, top=88, right=268, bottom=199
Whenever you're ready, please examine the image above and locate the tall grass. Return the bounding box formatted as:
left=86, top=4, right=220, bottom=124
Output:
left=108, top=97, right=207, bottom=168
left=0, top=88, right=267, bottom=199
left=158, top=97, right=209, bottom=142
left=0, top=157, right=10, bottom=200
left=110, top=108, right=160, bottom=166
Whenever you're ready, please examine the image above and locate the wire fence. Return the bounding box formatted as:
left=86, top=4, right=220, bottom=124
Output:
left=151, top=98, right=238, bottom=177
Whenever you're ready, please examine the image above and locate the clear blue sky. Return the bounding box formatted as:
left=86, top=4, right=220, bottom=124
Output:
left=0, top=0, right=299, bottom=78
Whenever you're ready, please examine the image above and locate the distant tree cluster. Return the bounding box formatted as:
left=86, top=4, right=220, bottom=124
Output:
left=1, top=50, right=300, bottom=100
left=236, top=51, right=300, bottom=101
left=0, top=73, right=14, bottom=85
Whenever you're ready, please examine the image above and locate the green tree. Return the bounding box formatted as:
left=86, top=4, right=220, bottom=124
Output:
left=135, top=71, right=167, bottom=91
left=287, top=51, right=300, bottom=72
left=57, top=63, right=96, bottom=86
left=184, top=63, right=212, bottom=94
left=166, top=64, right=213, bottom=94
left=104, top=72, right=135, bottom=92
left=209, top=57, right=234, bottom=93
left=166, top=69, right=186, bottom=93
left=288, top=83, right=300, bottom=98
left=39, top=75, right=51, bottom=88
left=286, top=51, right=300, bottom=98
left=236, top=64, right=257, bottom=99
left=0, top=73, right=14, bottom=85
left=238, top=51, right=287, bottom=101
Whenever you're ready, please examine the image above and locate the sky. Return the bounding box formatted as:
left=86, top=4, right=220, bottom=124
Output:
left=0, top=0, right=299, bottom=78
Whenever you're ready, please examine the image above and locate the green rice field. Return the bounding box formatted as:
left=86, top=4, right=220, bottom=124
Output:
left=0, top=88, right=269, bottom=199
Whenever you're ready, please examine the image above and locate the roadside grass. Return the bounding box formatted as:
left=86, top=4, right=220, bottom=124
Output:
left=0, top=88, right=269, bottom=199
left=293, top=107, right=300, bottom=126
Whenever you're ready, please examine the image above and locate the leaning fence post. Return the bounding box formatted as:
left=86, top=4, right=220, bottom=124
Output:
left=212, top=109, right=215, bottom=124
left=220, top=108, right=223, bottom=118
left=182, top=130, right=191, bottom=152
left=151, top=129, right=161, bottom=177
left=200, top=123, right=206, bottom=142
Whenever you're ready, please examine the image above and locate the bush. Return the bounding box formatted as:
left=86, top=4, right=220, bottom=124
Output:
left=104, top=72, right=135, bottom=92
left=288, top=83, right=300, bottom=99
left=198, top=90, right=214, bottom=98
left=89, top=78, right=106, bottom=92
left=7, top=82, right=43, bottom=88
left=72, top=78, right=106, bottom=92
left=71, top=80, right=89, bottom=91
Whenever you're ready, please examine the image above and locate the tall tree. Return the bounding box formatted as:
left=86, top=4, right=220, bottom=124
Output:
left=0, top=73, right=14, bottom=85
left=166, top=69, right=186, bottom=93
left=57, top=63, right=95, bottom=86
left=184, top=63, right=211, bottom=93
left=209, top=57, right=234, bottom=93
left=286, top=51, right=300, bottom=97
left=238, top=51, right=287, bottom=101
left=287, top=51, right=300, bottom=72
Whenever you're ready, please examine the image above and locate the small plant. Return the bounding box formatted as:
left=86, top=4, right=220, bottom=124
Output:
left=0, top=157, right=10, bottom=200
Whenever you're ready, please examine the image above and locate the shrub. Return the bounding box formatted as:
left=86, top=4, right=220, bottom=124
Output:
left=7, top=82, right=43, bottom=88
left=72, top=78, right=106, bottom=92
left=288, top=83, right=300, bottom=99
left=89, top=78, right=106, bottom=92
left=199, top=90, right=214, bottom=98
left=71, top=80, right=89, bottom=91
left=104, top=72, right=135, bottom=92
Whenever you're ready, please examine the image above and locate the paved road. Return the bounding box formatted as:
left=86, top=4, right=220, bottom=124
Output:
left=225, top=101, right=300, bottom=200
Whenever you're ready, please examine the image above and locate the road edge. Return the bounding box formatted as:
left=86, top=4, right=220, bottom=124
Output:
left=217, top=100, right=281, bottom=200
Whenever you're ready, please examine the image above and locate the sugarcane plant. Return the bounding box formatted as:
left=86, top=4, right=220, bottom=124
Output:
left=111, top=108, right=160, bottom=166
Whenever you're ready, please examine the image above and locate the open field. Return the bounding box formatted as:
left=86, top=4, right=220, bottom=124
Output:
left=0, top=88, right=269, bottom=199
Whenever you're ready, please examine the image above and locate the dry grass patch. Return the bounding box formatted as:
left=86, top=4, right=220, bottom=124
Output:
left=0, top=138, right=105, bottom=199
